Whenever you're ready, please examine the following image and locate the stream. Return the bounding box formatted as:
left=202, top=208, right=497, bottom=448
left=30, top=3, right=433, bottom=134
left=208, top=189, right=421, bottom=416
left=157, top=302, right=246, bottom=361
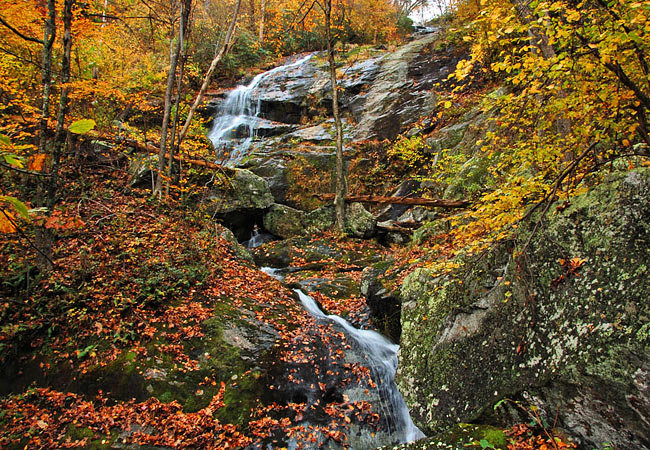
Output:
left=261, top=266, right=424, bottom=448
left=212, top=53, right=425, bottom=447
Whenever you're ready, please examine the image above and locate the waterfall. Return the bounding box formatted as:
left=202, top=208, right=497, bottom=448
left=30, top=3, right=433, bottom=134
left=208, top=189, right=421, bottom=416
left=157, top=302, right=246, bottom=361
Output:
left=208, top=54, right=314, bottom=166
left=260, top=267, right=425, bottom=446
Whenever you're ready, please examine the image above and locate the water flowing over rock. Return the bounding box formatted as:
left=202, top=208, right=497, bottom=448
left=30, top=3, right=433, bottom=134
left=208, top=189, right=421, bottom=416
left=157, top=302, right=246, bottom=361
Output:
left=261, top=267, right=425, bottom=447
left=397, top=168, right=650, bottom=450
left=207, top=54, right=315, bottom=166
left=207, top=33, right=448, bottom=172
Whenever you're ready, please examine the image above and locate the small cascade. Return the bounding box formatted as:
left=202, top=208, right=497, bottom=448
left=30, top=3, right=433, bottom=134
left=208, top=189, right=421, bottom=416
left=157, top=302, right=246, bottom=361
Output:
left=260, top=267, right=425, bottom=446
left=244, top=226, right=274, bottom=248
left=245, top=228, right=263, bottom=248
left=208, top=54, right=314, bottom=166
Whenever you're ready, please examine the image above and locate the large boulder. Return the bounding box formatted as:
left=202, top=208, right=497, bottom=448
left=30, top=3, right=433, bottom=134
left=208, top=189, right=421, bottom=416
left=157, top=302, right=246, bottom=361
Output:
left=244, top=157, right=290, bottom=203
left=263, top=203, right=306, bottom=239
left=397, top=168, right=650, bottom=449
left=302, top=203, right=376, bottom=238
left=206, top=169, right=274, bottom=215
left=304, top=205, right=336, bottom=233
left=345, top=202, right=376, bottom=238
left=205, top=169, right=274, bottom=241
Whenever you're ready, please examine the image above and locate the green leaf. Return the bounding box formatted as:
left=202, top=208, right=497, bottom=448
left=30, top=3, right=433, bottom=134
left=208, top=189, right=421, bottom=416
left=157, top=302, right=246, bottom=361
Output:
left=2, top=196, right=29, bottom=219
left=3, top=154, right=24, bottom=168
left=480, top=439, right=493, bottom=449
left=68, top=119, right=96, bottom=135
left=76, top=344, right=96, bottom=359
left=0, top=134, right=11, bottom=147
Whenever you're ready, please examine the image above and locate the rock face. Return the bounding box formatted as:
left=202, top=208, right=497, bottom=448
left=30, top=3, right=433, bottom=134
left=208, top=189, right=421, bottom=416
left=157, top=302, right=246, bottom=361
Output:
left=397, top=169, right=650, bottom=450
left=353, top=34, right=439, bottom=141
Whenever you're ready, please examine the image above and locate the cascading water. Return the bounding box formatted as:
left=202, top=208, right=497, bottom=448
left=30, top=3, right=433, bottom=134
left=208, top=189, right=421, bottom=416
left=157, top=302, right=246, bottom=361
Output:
left=245, top=228, right=264, bottom=248
left=261, top=267, right=425, bottom=447
left=208, top=54, right=314, bottom=166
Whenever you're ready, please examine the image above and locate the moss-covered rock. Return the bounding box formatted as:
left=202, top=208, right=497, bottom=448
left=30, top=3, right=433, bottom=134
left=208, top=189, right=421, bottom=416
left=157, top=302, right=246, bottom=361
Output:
left=206, top=169, right=274, bottom=215
left=345, top=202, right=377, bottom=238
left=263, top=203, right=306, bottom=239
left=304, top=205, right=336, bottom=233
left=389, top=423, right=508, bottom=449
left=397, top=169, right=650, bottom=450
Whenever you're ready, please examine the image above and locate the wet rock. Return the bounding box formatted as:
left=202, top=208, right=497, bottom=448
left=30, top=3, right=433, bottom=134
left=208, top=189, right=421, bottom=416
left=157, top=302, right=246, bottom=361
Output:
left=263, top=203, right=306, bottom=239
left=397, top=168, right=650, bottom=450
left=353, top=34, right=439, bottom=141
left=361, top=263, right=403, bottom=343
left=254, top=57, right=329, bottom=124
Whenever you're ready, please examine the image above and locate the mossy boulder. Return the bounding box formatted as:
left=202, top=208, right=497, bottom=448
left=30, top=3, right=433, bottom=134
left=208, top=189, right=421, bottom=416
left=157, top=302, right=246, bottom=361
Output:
left=206, top=169, right=274, bottom=215
left=304, top=205, right=336, bottom=233
left=263, top=203, right=306, bottom=239
left=397, top=169, right=650, bottom=450
left=345, top=202, right=377, bottom=238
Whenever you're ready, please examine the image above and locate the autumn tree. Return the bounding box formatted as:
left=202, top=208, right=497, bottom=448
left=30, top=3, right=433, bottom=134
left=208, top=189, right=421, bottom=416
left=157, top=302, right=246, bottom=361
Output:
left=441, top=0, right=649, bottom=253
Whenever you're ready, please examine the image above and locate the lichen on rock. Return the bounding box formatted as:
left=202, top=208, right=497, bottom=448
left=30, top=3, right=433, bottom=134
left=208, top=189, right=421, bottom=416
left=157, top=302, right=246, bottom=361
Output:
left=397, top=168, right=650, bottom=450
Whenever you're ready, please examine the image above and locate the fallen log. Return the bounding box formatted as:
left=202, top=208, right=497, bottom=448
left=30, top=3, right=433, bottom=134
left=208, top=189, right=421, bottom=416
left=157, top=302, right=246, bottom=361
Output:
left=314, top=194, right=470, bottom=209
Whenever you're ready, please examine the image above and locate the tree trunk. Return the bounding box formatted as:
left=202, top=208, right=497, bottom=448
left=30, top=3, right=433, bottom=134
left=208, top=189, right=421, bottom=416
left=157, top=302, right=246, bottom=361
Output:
left=38, top=0, right=56, bottom=156
left=177, top=0, right=241, bottom=146
left=167, top=0, right=192, bottom=195
left=50, top=0, right=74, bottom=210
left=324, top=0, right=346, bottom=232
left=248, top=0, right=256, bottom=30
left=154, top=12, right=182, bottom=197
left=35, top=0, right=56, bottom=273
left=258, top=0, right=266, bottom=42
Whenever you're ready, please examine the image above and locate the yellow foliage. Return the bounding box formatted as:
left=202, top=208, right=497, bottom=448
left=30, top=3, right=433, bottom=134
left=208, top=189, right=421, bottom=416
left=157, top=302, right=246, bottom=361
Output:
left=0, top=210, right=16, bottom=233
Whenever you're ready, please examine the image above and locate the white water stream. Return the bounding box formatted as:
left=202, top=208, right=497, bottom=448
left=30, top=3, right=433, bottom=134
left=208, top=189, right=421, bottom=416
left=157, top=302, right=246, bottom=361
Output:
left=208, top=54, right=314, bottom=166
left=261, top=267, right=424, bottom=446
